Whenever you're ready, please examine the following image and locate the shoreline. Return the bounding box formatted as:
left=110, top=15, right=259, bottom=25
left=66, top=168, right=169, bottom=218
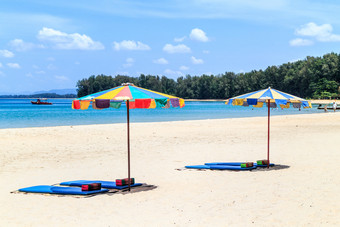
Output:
left=0, top=111, right=335, bottom=131
left=1, top=98, right=338, bottom=103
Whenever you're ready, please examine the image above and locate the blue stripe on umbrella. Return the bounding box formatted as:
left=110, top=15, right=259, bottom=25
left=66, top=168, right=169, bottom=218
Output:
left=235, top=88, right=267, bottom=99
left=259, top=89, right=274, bottom=99
left=247, top=99, right=258, bottom=105
left=301, top=101, right=309, bottom=107
left=275, top=99, right=288, bottom=105
left=128, top=86, right=154, bottom=99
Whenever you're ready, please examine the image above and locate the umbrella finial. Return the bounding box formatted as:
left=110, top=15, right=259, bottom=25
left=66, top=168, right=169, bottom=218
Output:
left=122, top=83, right=135, bottom=86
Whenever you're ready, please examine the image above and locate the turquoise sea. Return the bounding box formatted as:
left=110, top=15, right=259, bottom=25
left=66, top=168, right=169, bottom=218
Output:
left=0, top=98, right=321, bottom=129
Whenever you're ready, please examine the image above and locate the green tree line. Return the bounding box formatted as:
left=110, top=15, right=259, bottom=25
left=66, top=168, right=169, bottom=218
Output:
left=76, top=52, right=340, bottom=99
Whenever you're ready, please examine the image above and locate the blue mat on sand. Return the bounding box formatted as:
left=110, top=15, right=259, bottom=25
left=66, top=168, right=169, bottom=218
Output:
left=18, top=185, right=109, bottom=195
left=205, top=162, right=244, bottom=166
left=205, top=162, right=275, bottom=167
left=185, top=165, right=211, bottom=169
left=60, top=180, right=143, bottom=189
left=256, top=163, right=275, bottom=167
left=185, top=164, right=256, bottom=170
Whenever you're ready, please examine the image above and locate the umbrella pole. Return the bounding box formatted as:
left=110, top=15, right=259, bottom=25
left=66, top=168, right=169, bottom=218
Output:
left=127, top=100, right=131, bottom=191
left=267, top=99, right=270, bottom=168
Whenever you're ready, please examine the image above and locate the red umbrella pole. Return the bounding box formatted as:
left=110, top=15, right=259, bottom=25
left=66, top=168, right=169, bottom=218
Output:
left=267, top=99, right=270, bottom=168
left=127, top=100, right=131, bottom=191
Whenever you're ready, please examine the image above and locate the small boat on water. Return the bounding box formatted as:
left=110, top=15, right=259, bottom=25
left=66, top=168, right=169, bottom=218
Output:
left=31, top=98, right=52, bottom=105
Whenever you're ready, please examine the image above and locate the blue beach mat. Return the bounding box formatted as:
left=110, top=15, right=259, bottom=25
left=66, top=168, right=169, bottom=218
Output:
left=205, top=162, right=275, bottom=167
left=185, top=165, right=211, bottom=169
left=60, top=180, right=143, bottom=190
left=18, top=185, right=109, bottom=195
left=256, top=163, right=275, bottom=167
left=210, top=165, right=256, bottom=170
left=205, top=162, right=244, bottom=166
left=185, top=164, right=256, bottom=170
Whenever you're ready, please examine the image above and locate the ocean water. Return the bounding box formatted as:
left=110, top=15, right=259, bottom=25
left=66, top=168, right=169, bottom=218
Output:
left=0, top=98, right=321, bottom=129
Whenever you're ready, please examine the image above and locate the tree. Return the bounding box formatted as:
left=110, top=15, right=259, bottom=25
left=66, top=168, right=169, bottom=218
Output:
left=76, top=52, right=340, bottom=99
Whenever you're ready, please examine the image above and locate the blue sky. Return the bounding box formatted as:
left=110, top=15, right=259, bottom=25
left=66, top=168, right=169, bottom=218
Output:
left=1, top=0, right=340, bottom=94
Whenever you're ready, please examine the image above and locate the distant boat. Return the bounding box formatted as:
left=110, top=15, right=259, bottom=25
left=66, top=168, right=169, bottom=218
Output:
left=31, top=98, right=52, bottom=105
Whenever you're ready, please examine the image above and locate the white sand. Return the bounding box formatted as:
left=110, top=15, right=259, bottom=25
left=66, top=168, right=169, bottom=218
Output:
left=1, top=112, right=340, bottom=226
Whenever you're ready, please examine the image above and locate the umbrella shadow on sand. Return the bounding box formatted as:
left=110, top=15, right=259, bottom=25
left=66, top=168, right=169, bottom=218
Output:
left=252, top=164, right=290, bottom=172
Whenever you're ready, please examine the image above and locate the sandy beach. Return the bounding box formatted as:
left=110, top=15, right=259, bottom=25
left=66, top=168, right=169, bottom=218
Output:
left=1, top=112, right=340, bottom=226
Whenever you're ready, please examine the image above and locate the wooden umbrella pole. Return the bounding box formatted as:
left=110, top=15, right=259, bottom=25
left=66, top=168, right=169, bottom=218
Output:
left=127, top=100, right=131, bottom=191
left=267, top=99, right=270, bottom=168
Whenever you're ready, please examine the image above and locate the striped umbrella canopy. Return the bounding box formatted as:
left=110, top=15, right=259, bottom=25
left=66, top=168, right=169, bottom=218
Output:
left=75, top=82, right=185, bottom=107
left=226, top=87, right=312, bottom=168
left=72, top=83, right=185, bottom=190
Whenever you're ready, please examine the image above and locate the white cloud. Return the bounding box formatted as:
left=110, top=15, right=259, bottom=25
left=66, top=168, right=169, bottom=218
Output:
left=0, top=63, right=2, bottom=68
left=295, top=22, right=340, bottom=42
left=163, top=44, right=191, bottom=54
left=0, top=50, right=14, bottom=58
left=7, top=63, right=21, bottom=69
left=113, top=40, right=150, bottom=51
left=153, top=58, right=168, bottom=64
left=55, top=75, right=68, bottom=81
left=190, top=28, right=209, bottom=42
left=35, top=70, right=46, bottom=74
left=9, top=39, right=44, bottom=51
left=37, top=27, right=104, bottom=50
left=0, top=71, right=5, bottom=77
left=203, top=50, right=210, bottom=54
left=191, top=56, right=204, bottom=64
left=116, top=71, right=129, bottom=76
left=47, top=64, right=57, bottom=70
left=179, top=65, right=189, bottom=70
left=123, top=57, right=134, bottom=68
left=174, top=36, right=186, bottom=42
left=164, top=69, right=184, bottom=77
left=289, top=58, right=302, bottom=63
left=296, top=23, right=328, bottom=36
left=289, top=38, right=314, bottom=46
left=126, top=58, right=134, bottom=63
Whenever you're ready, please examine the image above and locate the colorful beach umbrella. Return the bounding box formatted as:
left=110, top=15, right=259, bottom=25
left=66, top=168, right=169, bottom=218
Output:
left=225, top=87, right=312, bottom=168
left=72, top=83, right=185, bottom=190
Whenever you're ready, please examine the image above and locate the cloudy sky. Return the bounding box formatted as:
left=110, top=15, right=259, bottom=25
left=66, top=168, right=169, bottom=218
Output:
left=1, top=0, right=340, bottom=94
